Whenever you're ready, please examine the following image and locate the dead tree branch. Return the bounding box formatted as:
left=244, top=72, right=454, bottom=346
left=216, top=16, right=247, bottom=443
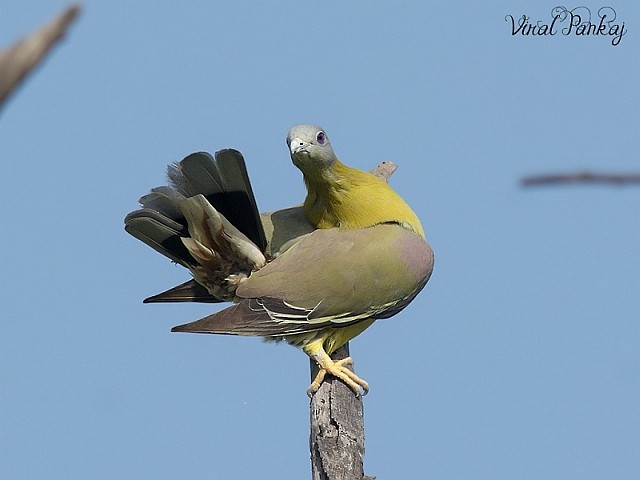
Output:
left=310, top=344, right=366, bottom=480
left=0, top=4, right=81, bottom=108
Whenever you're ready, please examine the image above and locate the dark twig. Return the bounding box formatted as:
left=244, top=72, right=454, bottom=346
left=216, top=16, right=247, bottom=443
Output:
left=522, top=171, right=640, bottom=187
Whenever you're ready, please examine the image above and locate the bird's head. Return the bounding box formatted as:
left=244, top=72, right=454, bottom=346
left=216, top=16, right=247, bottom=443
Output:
left=286, top=124, right=338, bottom=175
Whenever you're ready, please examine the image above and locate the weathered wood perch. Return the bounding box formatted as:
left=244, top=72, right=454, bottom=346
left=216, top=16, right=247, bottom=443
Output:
left=310, top=344, right=367, bottom=480
left=308, top=161, right=395, bottom=480
left=0, top=4, right=81, bottom=108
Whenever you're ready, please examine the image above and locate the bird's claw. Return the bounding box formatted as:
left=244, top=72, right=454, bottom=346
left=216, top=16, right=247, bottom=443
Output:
left=307, top=356, right=369, bottom=397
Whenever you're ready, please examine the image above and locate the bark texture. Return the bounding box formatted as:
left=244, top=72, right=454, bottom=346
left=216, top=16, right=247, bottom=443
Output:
left=310, top=344, right=366, bottom=480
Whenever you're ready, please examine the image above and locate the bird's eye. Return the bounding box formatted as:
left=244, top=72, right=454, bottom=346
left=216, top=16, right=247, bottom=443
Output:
left=316, top=131, right=326, bottom=144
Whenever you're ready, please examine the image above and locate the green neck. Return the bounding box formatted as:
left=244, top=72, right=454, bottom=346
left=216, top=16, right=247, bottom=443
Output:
left=302, top=160, right=425, bottom=237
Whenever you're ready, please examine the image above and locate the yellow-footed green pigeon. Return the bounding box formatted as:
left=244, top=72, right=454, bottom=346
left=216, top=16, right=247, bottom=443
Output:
left=124, top=125, right=434, bottom=395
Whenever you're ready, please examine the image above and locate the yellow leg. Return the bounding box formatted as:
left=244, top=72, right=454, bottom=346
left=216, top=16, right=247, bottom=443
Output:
left=305, top=342, right=369, bottom=397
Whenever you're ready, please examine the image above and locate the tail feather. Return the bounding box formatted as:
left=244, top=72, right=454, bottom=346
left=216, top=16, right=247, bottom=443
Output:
left=168, top=150, right=267, bottom=251
left=170, top=298, right=314, bottom=337
left=125, top=149, right=267, bottom=303
left=168, top=152, right=220, bottom=196
left=139, top=186, right=184, bottom=220
left=143, top=279, right=223, bottom=304
left=124, top=209, right=193, bottom=267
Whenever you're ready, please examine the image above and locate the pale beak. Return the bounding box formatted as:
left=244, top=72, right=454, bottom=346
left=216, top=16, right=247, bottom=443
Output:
left=288, top=137, right=307, bottom=155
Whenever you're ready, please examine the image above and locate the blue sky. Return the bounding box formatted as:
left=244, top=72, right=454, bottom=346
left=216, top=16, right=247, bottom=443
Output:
left=1, top=2, right=638, bottom=479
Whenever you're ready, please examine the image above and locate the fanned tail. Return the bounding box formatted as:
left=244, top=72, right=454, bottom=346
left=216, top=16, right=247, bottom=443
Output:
left=124, top=150, right=267, bottom=302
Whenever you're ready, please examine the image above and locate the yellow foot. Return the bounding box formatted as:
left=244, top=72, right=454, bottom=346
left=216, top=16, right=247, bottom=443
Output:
left=307, top=354, right=369, bottom=397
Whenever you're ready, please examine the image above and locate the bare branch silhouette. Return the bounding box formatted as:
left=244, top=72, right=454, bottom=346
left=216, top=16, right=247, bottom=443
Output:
left=0, top=4, right=81, bottom=108
left=522, top=171, right=640, bottom=187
